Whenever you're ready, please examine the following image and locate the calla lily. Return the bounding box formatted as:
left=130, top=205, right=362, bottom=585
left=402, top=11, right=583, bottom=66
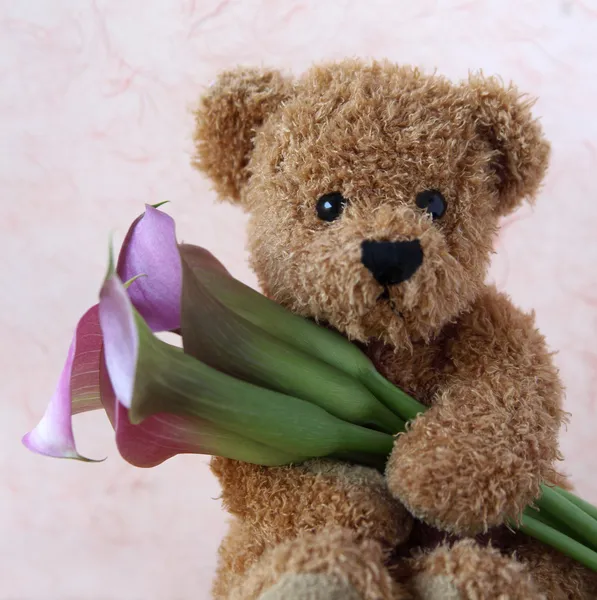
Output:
left=117, top=203, right=181, bottom=332
left=22, top=205, right=182, bottom=461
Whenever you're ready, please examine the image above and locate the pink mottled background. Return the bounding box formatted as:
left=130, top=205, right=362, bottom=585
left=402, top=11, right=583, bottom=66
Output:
left=2, top=1, right=597, bottom=598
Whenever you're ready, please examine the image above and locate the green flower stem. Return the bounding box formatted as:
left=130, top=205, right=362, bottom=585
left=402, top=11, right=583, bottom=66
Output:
left=360, top=367, right=426, bottom=422
left=182, top=246, right=417, bottom=430
left=360, top=408, right=406, bottom=436
left=517, top=514, right=597, bottom=572
left=523, top=506, right=560, bottom=529
left=523, top=506, right=580, bottom=544
left=333, top=423, right=396, bottom=457
left=536, top=485, right=597, bottom=552
left=554, top=486, right=597, bottom=522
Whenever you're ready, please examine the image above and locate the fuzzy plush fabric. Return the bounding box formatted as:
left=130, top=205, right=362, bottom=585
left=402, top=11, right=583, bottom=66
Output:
left=408, top=540, right=542, bottom=599
left=193, top=59, right=596, bottom=599
left=226, top=528, right=408, bottom=600
left=512, top=538, right=597, bottom=600
left=384, top=287, right=565, bottom=535
left=210, top=458, right=413, bottom=551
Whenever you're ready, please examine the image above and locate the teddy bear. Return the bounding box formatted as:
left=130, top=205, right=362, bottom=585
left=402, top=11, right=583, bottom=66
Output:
left=192, top=59, right=597, bottom=600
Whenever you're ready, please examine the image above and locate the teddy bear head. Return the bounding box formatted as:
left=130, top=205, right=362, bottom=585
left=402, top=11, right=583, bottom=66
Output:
left=193, top=60, right=549, bottom=349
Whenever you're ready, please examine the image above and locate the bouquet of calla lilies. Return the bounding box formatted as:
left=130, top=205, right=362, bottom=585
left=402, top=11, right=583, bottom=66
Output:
left=23, top=204, right=597, bottom=572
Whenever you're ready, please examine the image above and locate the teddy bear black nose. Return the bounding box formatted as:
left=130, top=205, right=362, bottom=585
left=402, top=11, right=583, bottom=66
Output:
left=361, top=240, right=424, bottom=286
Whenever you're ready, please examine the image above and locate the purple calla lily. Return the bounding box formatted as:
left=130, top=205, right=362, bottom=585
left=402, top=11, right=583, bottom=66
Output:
left=22, top=340, right=96, bottom=461
left=22, top=205, right=182, bottom=461
left=117, top=204, right=181, bottom=332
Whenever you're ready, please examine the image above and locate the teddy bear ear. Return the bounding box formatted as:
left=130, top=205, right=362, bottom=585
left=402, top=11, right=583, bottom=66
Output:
left=466, top=75, right=551, bottom=217
left=192, top=68, right=292, bottom=205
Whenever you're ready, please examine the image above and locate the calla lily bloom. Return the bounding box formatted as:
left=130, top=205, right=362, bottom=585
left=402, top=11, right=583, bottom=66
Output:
left=22, top=205, right=183, bottom=463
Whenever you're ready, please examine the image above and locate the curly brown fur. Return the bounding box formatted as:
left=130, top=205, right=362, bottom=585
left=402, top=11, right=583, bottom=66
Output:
left=211, top=457, right=412, bottom=550
left=511, top=537, right=597, bottom=599
left=212, top=519, right=268, bottom=600
left=192, top=59, right=587, bottom=598
left=227, top=528, right=410, bottom=600
left=407, top=540, right=542, bottom=600
left=192, top=68, right=290, bottom=203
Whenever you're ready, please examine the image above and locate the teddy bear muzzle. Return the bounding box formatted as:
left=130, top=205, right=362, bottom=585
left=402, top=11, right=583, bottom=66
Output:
left=361, top=239, right=423, bottom=287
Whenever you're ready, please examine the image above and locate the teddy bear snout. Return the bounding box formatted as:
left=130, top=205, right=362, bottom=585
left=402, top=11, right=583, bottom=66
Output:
left=361, top=239, right=423, bottom=287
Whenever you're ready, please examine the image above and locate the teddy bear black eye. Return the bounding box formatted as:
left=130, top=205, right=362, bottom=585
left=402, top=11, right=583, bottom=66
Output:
left=415, top=190, right=447, bottom=220
left=316, top=192, right=347, bottom=222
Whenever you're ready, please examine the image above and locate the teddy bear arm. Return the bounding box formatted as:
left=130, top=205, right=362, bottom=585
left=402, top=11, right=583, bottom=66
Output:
left=386, top=287, right=565, bottom=535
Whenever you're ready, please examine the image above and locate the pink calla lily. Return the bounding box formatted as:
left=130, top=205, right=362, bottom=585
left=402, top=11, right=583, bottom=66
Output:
left=22, top=305, right=105, bottom=460
left=22, top=205, right=182, bottom=461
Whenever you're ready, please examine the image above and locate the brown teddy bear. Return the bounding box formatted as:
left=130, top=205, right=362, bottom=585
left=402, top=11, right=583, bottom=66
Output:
left=192, top=60, right=597, bottom=600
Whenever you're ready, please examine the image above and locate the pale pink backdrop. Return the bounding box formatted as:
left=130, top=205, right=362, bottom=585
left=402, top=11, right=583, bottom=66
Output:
left=2, top=1, right=597, bottom=598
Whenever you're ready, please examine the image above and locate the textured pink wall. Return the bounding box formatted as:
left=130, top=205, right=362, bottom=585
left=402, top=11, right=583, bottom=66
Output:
left=3, top=1, right=597, bottom=598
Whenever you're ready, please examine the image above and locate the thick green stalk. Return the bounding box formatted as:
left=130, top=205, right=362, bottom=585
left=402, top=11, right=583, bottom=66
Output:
left=518, top=515, right=597, bottom=572
left=359, top=367, right=426, bottom=422
left=524, top=506, right=561, bottom=530
left=536, top=485, right=597, bottom=552
left=523, top=506, right=580, bottom=544
left=180, top=245, right=420, bottom=426
left=554, top=486, right=597, bottom=522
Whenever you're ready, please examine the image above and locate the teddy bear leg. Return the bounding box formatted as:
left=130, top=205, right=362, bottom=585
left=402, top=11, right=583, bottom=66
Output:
left=513, top=537, right=597, bottom=599
left=402, top=540, right=542, bottom=600
left=226, top=527, right=411, bottom=600
left=211, top=458, right=413, bottom=599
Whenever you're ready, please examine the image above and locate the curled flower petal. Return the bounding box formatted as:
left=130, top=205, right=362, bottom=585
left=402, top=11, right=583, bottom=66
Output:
left=98, top=270, right=138, bottom=410
left=117, top=205, right=181, bottom=332
left=21, top=305, right=104, bottom=461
